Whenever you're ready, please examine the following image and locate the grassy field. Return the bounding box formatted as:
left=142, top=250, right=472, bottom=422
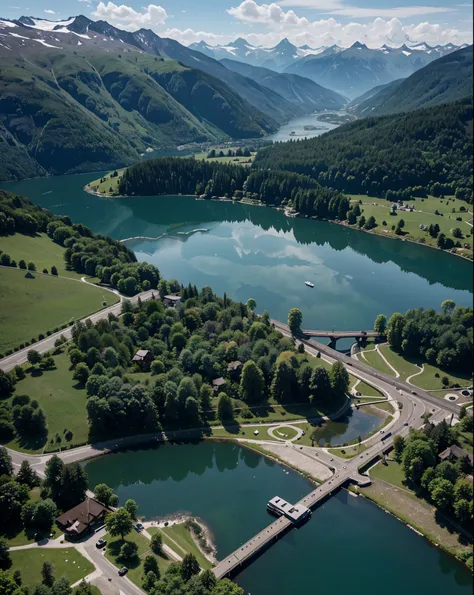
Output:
left=360, top=347, right=396, bottom=377
left=348, top=194, right=473, bottom=257
left=4, top=351, right=89, bottom=453
left=0, top=267, right=118, bottom=353
left=378, top=345, right=420, bottom=380
left=9, top=548, right=94, bottom=591
left=378, top=345, right=471, bottom=390
left=412, top=363, right=471, bottom=390
left=353, top=379, right=384, bottom=397
left=370, top=460, right=407, bottom=489
left=327, top=444, right=368, bottom=458
left=104, top=530, right=171, bottom=588
left=0, top=233, right=82, bottom=279
left=149, top=524, right=212, bottom=570
left=193, top=149, right=255, bottom=166
left=87, top=169, right=125, bottom=196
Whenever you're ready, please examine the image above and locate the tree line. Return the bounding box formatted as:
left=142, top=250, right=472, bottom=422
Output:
left=118, top=158, right=350, bottom=221
left=392, top=411, right=473, bottom=570
left=386, top=301, right=472, bottom=374
left=0, top=190, right=160, bottom=297
left=253, top=100, right=473, bottom=201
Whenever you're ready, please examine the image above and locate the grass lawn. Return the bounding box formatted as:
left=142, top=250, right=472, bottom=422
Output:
left=149, top=524, right=212, bottom=570
left=354, top=380, right=384, bottom=398
left=348, top=194, right=473, bottom=257
left=9, top=548, right=94, bottom=591
left=370, top=460, right=407, bottom=489
left=327, top=444, right=367, bottom=458
left=378, top=345, right=420, bottom=381
left=412, top=363, right=471, bottom=391
left=0, top=233, right=82, bottom=279
left=0, top=267, right=118, bottom=353
left=104, top=530, right=171, bottom=588
left=360, top=348, right=396, bottom=377
left=3, top=351, right=89, bottom=453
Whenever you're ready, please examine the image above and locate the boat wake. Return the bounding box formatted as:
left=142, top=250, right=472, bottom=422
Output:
left=120, top=228, right=209, bottom=243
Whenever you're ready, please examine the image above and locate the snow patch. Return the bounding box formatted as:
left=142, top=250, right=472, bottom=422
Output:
left=402, top=50, right=412, bottom=56
left=0, top=20, right=17, bottom=28
left=23, top=17, right=75, bottom=31
left=33, top=39, right=62, bottom=48
left=9, top=32, right=30, bottom=40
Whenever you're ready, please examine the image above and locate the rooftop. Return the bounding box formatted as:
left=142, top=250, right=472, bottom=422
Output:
left=164, top=295, right=182, bottom=301
left=56, top=498, right=108, bottom=536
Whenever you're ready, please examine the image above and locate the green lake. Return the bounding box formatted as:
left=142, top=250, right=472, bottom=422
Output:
left=84, top=441, right=472, bottom=595
left=2, top=173, right=472, bottom=334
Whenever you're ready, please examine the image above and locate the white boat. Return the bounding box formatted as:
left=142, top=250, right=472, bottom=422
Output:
left=305, top=281, right=314, bottom=288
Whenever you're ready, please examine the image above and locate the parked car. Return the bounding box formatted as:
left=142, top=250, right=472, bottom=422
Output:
left=118, top=567, right=128, bottom=576
left=96, top=539, right=107, bottom=549
left=136, top=523, right=144, bottom=531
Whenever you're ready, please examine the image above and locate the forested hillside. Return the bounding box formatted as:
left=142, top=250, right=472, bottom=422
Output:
left=350, top=46, right=473, bottom=116
left=0, top=29, right=277, bottom=180
left=118, top=158, right=349, bottom=220
left=253, top=100, right=473, bottom=199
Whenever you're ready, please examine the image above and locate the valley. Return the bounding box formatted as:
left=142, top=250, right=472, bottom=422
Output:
left=0, top=8, right=472, bottom=595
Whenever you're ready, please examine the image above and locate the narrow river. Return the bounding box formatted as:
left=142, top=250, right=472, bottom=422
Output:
left=84, top=442, right=473, bottom=595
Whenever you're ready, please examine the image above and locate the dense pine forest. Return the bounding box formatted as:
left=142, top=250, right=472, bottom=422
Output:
left=118, top=158, right=350, bottom=220
left=253, top=100, right=473, bottom=200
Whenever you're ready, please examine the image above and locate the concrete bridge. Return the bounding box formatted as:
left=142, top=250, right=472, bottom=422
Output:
left=212, top=470, right=372, bottom=580
left=302, top=329, right=384, bottom=347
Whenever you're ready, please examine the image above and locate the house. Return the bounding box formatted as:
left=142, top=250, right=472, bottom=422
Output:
left=132, top=349, right=153, bottom=369
left=212, top=377, right=227, bottom=393
left=164, top=295, right=182, bottom=308
left=439, top=445, right=474, bottom=469
left=227, top=361, right=242, bottom=380
left=56, top=498, right=108, bottom=540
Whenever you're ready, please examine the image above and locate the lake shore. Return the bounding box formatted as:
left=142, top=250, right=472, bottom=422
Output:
left=83, top=182, right=472, bottom=262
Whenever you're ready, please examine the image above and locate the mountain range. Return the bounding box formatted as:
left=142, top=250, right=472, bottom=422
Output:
left=0, top=15, right=343, bottom=181
left=284, top=41, right=467, bottom=98
left=347, top=46, right=473, bottom=116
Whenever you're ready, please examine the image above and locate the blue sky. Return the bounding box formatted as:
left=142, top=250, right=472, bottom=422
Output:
left=1, top=1, right=472, bottom=47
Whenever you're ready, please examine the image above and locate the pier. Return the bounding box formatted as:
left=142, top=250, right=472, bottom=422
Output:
left=212, top=471, right=370, bottom=580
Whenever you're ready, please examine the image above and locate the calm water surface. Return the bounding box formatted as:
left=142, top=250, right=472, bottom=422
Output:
left=84, top=442, right=472, bottom=595
left=266, top=111, right=340, bottom=142
left=2, top=173, right=472, bottom=331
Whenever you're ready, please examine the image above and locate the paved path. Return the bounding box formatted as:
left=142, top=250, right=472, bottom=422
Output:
left=376, top=344, right=400, bottom=378
left=0, top=289, right=156, bottom=372
left=406, top=364, right=425, bottom=386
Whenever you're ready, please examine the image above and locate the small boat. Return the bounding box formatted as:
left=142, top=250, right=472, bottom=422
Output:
left=305, top=281, right=314, bottom=288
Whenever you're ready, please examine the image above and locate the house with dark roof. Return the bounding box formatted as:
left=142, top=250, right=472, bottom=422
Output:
left=212, top=377, right=227, bottom=393
left=132, top=349, right=153, bottom=370
left=164, top=295, right=182, bottom=308
left=56, top=498, right=108, bottom=540
left=439, top=445, right=474, bottom=469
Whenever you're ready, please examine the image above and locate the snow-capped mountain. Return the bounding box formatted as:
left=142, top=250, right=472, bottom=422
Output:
left=189, top=37, right=340, bottom=71
left=284, top=41, right=466, bottom=98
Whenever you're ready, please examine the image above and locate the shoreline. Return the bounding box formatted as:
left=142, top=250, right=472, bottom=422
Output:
left=83, top=184, right=473, bottom=262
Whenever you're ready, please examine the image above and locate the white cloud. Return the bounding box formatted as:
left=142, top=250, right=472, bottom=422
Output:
left=92, top=2, right=168, bottom=31
left=44, top=9, right=56, bottom=14
left=223, top=2, right=471, bottom=46
left=279, top=0, right=453, bottom=17
left=164, top=14, right=472, bottom=49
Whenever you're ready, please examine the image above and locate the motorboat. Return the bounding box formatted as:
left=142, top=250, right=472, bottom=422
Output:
left=305, top=281, right=314, bottom=288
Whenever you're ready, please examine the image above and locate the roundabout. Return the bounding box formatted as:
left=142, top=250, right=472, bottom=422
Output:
left=267, top=424, right=303, bottom=442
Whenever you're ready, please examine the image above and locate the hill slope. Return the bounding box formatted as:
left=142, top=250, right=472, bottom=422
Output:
left=0, top=20, right=279, bottom=180
left=220, top=59, right=347, bottom=112
left=15, top=16, right=300, bottom=125
left=348, top=46, right=473, bottom=116
left=253, top=100, right=473, bottom=198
